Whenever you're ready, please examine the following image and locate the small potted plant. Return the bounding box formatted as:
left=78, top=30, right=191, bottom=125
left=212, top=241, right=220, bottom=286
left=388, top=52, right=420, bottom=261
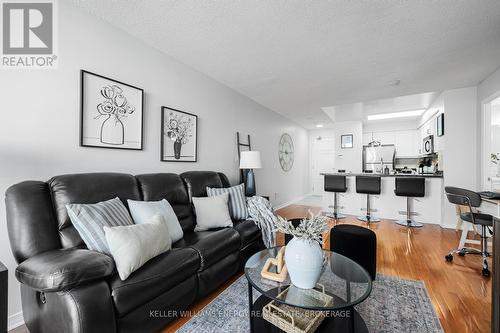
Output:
left=274, top=213, right=328, bottom=289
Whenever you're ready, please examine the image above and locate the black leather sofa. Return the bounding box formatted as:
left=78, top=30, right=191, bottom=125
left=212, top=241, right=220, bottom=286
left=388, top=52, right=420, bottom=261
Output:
left=5, top=171, right=265, bottom=333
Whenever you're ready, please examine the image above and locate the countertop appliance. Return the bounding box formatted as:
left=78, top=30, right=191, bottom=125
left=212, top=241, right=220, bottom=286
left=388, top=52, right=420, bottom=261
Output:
left=363, top=144, right=396, bottom=174
left=422, top=135, right=434, bottom=155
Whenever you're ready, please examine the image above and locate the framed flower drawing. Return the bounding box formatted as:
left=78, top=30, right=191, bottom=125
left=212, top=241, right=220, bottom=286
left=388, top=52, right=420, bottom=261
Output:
left=80, top=70, right=144, bottom=150
left=161, top=106, right=198, bottom=162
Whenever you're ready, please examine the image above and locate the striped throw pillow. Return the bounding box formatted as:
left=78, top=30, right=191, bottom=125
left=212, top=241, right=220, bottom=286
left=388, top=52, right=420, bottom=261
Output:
left=66, top=197, right=134, bottom=255
left=206, top=183, right=248, bottom=220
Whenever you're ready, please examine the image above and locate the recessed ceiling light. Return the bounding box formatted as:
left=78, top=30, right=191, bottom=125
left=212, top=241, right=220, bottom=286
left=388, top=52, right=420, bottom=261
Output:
left=367, top=109, right=426, bottom=121
left=315, top=124, right=324, bottom=128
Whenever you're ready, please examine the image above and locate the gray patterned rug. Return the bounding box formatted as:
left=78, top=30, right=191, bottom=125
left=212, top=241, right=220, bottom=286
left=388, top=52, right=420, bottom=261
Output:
left=177, top=275, right=443, bottom=333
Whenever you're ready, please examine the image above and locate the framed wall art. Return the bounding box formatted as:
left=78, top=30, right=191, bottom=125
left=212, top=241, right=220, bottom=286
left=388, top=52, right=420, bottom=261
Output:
left=437, top=113, right=444, bottom=137
left=80, top=70, right=144, bottom=150
left=161, top=106, right=198, bottom=162
left=341, top=134, right=353, bottom=148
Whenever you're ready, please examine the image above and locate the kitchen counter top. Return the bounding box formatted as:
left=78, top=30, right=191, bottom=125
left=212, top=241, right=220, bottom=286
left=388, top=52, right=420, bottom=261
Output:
left=320, top=172, right=443, bottom=178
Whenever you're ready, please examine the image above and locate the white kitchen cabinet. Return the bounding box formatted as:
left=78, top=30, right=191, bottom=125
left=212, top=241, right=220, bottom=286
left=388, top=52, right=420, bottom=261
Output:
left=363, top=129, right=419, bottom=157
left=394, top=130, right=418, bottom=156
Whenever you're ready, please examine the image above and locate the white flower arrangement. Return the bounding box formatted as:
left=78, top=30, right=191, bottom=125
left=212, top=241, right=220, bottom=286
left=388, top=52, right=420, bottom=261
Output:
left=273, top=212, right=328, bottom=243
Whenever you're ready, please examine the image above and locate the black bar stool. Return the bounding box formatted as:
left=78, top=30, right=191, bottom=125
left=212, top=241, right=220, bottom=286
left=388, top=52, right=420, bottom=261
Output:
left=356, top=175, right=381, bottom=223
left=324, top=175, right=347, bottom=219
left=444, top=186, right=493, bottom=277
left=394, top=177, right=425, bottom=228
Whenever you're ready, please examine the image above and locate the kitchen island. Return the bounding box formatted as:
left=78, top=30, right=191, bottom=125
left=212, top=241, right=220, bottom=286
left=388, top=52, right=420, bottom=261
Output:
left=320, top=172, right=444, bottom=225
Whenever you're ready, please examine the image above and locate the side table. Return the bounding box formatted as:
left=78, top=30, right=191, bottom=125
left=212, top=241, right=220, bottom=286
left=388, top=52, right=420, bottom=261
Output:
left=0, top=261, right=7, bottom=333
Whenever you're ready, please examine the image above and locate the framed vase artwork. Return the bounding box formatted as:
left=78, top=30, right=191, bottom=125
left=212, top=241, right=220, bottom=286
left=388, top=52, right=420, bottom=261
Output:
left=161, top=106, right=198, bottom=162
left=340, top=134, right=353, bottom=148
left=80, top=70, right=144, bottom=150
left=437, top=113, right=444, bottom=137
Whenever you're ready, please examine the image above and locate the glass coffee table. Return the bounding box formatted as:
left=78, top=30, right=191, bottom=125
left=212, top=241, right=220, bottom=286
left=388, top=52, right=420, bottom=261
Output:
left=244, top=247, right=372, bottom=333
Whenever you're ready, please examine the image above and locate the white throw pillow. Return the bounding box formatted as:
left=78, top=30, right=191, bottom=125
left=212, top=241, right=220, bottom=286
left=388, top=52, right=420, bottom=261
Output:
left=192, top=193, right=233, bottom=231
left=127, top=199, right=184, bottom=243
left=104, top=214, right=172, bottom=280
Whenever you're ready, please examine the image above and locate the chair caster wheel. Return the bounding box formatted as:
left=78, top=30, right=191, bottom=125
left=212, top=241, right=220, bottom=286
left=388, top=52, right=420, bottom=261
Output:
left=445, top=254, right=453, bottom=262
left=458, top=251, right=465, bottom=257
left=482, top=268, right=490, bottom=277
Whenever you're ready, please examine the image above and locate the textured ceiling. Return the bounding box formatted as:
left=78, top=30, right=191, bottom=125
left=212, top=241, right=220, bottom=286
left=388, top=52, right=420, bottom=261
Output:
left=68, top=0, right=500, bottom=128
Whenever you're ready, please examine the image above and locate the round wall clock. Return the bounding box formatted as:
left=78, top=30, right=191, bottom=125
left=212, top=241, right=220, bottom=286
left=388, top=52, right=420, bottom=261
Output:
left=278, top=133, right=294, bottom=172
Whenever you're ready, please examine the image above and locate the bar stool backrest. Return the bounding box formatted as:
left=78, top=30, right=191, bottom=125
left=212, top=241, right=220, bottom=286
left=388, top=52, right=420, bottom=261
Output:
left=395, top=177, right=425, bottom=197
left=445, top=186, right=482, bottom=208
left=324, top=175, right=347, bottom=193
left=356, top=176, right=381, bottom=195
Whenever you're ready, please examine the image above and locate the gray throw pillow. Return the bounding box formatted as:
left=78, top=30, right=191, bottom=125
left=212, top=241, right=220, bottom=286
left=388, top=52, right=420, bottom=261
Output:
left=192, top=193, right=233, bottom=231
left=206, top=183, right=248, bottom=220
left=105, top=214, right=171, bottom=280
left=66, top=197, right=134, bottom=255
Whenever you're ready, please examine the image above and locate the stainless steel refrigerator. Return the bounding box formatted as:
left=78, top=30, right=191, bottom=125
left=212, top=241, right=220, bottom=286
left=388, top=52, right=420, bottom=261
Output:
left=362, top=145, right=396, bottom=173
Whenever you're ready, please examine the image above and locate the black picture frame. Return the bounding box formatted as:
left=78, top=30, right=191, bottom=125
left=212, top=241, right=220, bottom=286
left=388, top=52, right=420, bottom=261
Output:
left=161, top=106, right=198, bottom=162
left=341, top=134, right=353, bottom=148
left=80, top=70, right=144, bottom=150
left=437, top=113, right=444, bottom=137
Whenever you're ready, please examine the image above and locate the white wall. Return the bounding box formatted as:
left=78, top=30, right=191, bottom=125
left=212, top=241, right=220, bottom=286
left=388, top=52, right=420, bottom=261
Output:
left=477, top=66, right=500, bottom=188
left=440, top=87, right=478, bottom=228
left=333, top=121, right=363, bottom=173
left=0, top=2, right=309, bottom=327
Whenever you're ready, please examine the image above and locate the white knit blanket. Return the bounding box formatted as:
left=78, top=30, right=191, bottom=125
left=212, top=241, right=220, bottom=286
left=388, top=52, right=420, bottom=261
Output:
left=246, top=196, right=276, bottom=248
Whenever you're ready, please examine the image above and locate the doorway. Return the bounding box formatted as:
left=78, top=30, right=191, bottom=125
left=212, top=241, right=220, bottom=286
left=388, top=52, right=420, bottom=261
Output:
left=310, top=134, right=335, bottom=195
left=481, top=95, right=500, bottom=191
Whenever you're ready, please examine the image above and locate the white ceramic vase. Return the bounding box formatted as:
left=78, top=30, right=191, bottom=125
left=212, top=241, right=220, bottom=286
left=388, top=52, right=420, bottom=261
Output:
left=284, top=237, right=324, bottom=289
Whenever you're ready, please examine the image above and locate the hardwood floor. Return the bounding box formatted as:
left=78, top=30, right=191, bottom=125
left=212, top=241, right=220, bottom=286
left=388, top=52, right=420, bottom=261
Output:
left=10, top=203, right=492, bottom=333
left=162, top=204, right=491, bottom=333
left=275, top=205, right=492, bottom=333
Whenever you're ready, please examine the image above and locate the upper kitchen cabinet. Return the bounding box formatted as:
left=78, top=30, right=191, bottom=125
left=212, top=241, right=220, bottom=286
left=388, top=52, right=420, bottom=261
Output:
left=363, top=129, right=419, bottom=157
left=393, top=130, right=419, bottom=157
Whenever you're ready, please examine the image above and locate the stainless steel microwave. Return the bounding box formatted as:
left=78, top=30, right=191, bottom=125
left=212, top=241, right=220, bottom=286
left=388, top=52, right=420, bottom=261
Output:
left=423, top=135, right=434, bottom=154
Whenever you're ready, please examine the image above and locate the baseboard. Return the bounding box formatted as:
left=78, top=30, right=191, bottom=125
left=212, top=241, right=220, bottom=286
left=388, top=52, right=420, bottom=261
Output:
left=8, top=311, right=24, bottom=331
left=273, top=193, right=313, bottom=210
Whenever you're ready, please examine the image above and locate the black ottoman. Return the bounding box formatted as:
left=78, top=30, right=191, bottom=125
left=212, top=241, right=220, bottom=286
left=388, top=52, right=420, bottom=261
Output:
left=330, top=224, right=377, bottom=280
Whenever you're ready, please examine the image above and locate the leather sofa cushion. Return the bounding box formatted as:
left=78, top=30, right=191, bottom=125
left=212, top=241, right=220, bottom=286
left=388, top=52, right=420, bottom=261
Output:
left=16, top=249, right=115, bottom=292
left=136, top=173, right=195, bottom=232
left=232, top=220, right=262, bottom=249
left=173, top=228, right=240, bottom=270
left=49, top=173, right=141, bottom=249
left=180, top=171, right=224, bottom=200
left=6, top=181, right=61, bottom=263
left=110, top=247, right=200, bottom=317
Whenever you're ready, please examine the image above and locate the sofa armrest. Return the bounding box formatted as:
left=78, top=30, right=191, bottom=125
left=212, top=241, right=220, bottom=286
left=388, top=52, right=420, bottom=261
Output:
left=16, top=248, right=115, bottom=292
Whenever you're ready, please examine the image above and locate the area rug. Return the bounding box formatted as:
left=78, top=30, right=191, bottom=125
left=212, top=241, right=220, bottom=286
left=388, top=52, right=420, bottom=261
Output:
left=177, top=275, right=443, bottom=333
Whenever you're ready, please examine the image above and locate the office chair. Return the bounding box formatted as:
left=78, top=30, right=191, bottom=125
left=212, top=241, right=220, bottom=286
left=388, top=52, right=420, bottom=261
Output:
left=444, top=186, right=493, bottom=277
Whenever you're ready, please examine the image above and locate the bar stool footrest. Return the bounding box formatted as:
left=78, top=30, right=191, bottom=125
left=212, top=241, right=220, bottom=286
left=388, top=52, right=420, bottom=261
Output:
left=398, top=211, right=419, bottom=216
left=326, top=212, right=347, bottom=219
left=395, top=219, right=423, bottom=228
left=357, top=215, right=380, bottom=223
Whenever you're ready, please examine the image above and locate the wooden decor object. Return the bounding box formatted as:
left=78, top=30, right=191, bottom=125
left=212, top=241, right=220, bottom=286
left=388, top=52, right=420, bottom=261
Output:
left=261, top=247, right=287, bottom=282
